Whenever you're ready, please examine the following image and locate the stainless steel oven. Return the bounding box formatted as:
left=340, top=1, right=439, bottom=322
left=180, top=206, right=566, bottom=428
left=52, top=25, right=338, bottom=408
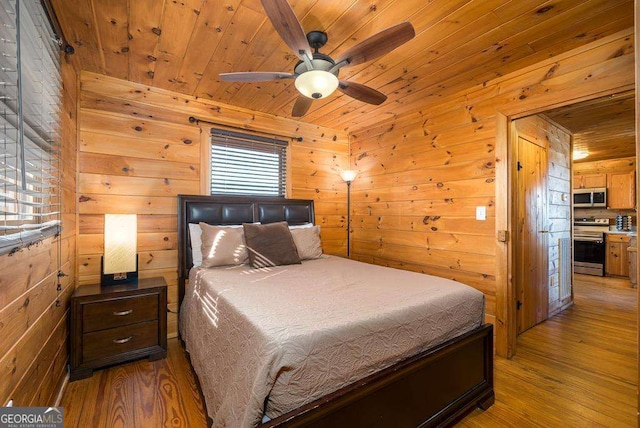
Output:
left=574, top=218, right=609, bottom=276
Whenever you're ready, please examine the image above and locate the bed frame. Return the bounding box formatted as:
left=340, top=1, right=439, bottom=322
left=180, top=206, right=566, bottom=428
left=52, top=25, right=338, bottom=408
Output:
left=177, top=194, right=494, bottom=427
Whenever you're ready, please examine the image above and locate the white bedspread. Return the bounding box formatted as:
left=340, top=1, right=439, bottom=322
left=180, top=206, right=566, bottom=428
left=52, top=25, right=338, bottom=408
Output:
left=179, top=255, right=484, bottom=427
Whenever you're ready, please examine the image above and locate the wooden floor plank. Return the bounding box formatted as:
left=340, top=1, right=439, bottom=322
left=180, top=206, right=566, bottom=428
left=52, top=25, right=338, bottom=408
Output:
left=61, top=274, right=637, bottom=427
left=460, top=273, right=637, bottom=427
left=130, top=360, right=161, bottom=427
left=106, top=365, right=136, bottom=428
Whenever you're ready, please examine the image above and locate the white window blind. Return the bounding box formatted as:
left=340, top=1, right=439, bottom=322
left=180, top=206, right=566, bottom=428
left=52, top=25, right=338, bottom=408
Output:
left=210, top=129, right=287, bottom=197
left=0, top=0, right=61, bottom=255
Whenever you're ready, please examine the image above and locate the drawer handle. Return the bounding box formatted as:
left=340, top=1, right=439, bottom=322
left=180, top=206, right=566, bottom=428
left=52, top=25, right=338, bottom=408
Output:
left=113, top=336, right=133, bottom=344
left=113, top=309, right=133, bottom=316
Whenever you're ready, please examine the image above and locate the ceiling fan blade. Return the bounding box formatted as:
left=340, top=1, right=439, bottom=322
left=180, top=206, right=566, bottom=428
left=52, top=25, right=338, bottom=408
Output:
left=220, top=72, right=295, bottom=82
left=261, top=0, right=312, bottom=60
left=292, top=96, right=313, bottom=117
left=336, top=22, right=415, bottom=67
left=338, top=81, right=387, bottom=105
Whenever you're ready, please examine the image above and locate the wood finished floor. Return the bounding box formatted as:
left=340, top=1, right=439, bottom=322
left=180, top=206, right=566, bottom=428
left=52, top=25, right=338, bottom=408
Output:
left=62, top=274, right=637, bottom=427
left=461, top=274, right=637, bottom=427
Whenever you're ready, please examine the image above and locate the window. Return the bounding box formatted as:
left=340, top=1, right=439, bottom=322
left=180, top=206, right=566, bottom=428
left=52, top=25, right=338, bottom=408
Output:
left=0, top=0, right=62, bottom=255
left=210, top=129, right=287, bottom=197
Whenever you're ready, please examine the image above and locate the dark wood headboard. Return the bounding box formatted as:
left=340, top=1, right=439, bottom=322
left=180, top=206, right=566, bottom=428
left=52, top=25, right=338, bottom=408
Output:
left=177, top=195, right=315, bottom=306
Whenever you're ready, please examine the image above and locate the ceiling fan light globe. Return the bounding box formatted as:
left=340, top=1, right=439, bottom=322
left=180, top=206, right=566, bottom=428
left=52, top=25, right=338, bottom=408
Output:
left=295, top=70, right=339, bottom=99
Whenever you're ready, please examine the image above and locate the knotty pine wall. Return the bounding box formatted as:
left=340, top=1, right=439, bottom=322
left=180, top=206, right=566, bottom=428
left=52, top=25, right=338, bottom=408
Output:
left=0, top=59, right=77, bottom=406
left=348, top=29, right=634, bottom=356
left=76, top=72, right=349, bottom=337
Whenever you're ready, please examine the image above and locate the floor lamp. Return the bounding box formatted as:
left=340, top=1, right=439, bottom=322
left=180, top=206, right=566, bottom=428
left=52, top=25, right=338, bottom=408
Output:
left=340, top=170, right=358, bottom=258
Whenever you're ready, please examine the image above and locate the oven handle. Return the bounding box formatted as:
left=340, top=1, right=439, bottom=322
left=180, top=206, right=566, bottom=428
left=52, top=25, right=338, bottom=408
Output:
left=574, top=238, right=604, bottom=243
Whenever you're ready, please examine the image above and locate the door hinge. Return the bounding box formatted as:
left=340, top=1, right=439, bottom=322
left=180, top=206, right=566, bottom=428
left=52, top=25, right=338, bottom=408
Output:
left=517, top=300, right=523, bottom=310
left=517, top=161, right=523, bottom=171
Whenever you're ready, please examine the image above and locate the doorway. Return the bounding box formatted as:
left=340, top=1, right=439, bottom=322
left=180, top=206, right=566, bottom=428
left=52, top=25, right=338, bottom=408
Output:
left=506, top=91, right=637, bottom=346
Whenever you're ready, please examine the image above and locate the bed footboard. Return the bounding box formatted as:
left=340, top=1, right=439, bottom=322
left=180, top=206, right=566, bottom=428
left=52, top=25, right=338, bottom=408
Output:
left=263, top=324, right=494, bottom=428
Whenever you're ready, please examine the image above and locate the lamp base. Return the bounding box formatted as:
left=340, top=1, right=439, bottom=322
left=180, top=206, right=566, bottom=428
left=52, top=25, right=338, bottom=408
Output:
left=101, top=255, right=139, bottom=286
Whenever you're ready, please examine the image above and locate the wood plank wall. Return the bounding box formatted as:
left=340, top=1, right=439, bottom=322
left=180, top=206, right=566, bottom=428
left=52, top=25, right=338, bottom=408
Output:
left=348, top=29, right=635, bottom=356
left=514, top=115, right=572, bottom=316
left=76, top=72, right=349, bottom=337
left=0, top=58, right=78, bottom=406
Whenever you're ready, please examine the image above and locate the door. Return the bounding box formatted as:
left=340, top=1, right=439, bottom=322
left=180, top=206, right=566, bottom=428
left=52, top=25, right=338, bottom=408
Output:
left=514, top=121, right=549, bottom=335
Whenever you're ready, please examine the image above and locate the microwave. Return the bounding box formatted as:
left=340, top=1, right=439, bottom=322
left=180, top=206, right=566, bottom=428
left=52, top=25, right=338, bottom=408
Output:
left=573, top=187, right=606, bottom=208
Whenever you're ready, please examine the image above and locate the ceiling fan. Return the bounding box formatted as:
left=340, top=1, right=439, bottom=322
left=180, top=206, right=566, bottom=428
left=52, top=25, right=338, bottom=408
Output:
left=219, top=0, right=415, bottom=117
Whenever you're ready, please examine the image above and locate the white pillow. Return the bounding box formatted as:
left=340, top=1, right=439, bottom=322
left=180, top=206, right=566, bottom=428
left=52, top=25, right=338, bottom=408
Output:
left=189, top=223, right=204, bottom=267
left=289, top=223, right=314, bottom=229
left=189, top=223, right=244, bottom=267
left=290, top=226, right=322, bottom=260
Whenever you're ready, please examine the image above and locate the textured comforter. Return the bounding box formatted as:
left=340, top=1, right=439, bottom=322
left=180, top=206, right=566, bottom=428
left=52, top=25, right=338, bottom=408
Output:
left=179, top=255, right=484, bottom=427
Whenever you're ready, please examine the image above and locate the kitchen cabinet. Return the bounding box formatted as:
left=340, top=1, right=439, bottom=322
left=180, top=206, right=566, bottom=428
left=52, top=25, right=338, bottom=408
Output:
left=606, top=234, right=630, bottom=277
left=607, top=170, right=636, bottom=209
left=574, top=173, right=606, bottom=189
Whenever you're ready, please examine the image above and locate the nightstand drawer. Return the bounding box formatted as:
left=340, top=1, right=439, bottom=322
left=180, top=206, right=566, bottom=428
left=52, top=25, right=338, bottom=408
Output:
left=83, top=321, right=159, bottom=362
left=83, top=294, right=159, bottom=332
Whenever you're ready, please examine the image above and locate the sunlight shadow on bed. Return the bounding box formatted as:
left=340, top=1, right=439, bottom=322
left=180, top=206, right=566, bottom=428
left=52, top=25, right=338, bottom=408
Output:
left=193, top=271, right=220, bottom=328
left=246, top=248, right=275, bottom=268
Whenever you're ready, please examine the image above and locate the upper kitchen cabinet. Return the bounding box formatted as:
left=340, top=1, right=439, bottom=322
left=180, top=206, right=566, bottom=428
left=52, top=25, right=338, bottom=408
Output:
left=573, top=173, right=607, bottom=189
left=607, top=170, right=636, bottom=209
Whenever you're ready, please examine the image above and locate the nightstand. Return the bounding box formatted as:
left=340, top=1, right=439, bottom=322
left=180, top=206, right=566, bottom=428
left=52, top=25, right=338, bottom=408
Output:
left=70, top=277, right=168, bottom=381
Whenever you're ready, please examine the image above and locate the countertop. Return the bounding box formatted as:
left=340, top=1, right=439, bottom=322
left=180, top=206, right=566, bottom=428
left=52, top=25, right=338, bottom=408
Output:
left=606, top=230, right=637, bottom=237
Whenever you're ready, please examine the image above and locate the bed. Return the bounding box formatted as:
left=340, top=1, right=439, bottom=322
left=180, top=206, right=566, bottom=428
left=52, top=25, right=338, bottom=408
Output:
left=177, top=194, right=494, bottom=427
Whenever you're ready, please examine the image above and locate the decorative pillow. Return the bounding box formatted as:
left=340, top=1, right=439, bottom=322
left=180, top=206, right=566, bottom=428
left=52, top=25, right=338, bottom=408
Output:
left=199, top=222, right=248, bottom=268
left=190, top=223, right=245, bottom=267
left=290, top=226, right=322, bottom=260
left=243, top=222, right=301, bottom=268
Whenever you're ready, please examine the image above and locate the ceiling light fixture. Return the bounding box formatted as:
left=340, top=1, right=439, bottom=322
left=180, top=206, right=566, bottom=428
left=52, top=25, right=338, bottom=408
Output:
left=572, top=150, right=589, bottom=160
left=295, top=70, right=339, bottom=99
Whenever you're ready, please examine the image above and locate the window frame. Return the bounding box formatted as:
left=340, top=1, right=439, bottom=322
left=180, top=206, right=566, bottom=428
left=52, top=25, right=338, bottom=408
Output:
left=201, top=128, right=290, bottom=198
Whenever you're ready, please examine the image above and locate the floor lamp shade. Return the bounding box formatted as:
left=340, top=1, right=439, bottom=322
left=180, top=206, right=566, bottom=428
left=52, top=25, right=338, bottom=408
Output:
left=104, top=214, right=137, bottom=275
left=340, top=170, right=358, bottom=183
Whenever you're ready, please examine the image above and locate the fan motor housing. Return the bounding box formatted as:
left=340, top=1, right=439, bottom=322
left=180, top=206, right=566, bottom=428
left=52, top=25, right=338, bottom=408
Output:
left=294, top=53, right=337, bottom=75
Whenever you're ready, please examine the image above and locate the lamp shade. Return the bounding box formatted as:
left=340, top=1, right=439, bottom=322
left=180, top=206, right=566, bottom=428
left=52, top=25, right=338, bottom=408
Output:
left=295, top=70, right=339, bottom=99
left=104, top=214, right=137, bottom=274
left=340, top=170, right=358, bottom=183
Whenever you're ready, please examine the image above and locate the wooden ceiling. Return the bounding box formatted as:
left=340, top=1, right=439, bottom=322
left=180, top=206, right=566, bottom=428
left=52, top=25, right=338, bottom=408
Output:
left=50, top=0, right=634, bottom=132
left=546, top=92, right=635, bottom=163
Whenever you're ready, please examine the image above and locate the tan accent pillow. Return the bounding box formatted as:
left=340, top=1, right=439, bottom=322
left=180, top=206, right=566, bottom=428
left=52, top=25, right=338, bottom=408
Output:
left=199, top=222, right=248, bottom=267
left=290, top=226, right=322, bottom=260
left=243, top=222, right=301, bottom=268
